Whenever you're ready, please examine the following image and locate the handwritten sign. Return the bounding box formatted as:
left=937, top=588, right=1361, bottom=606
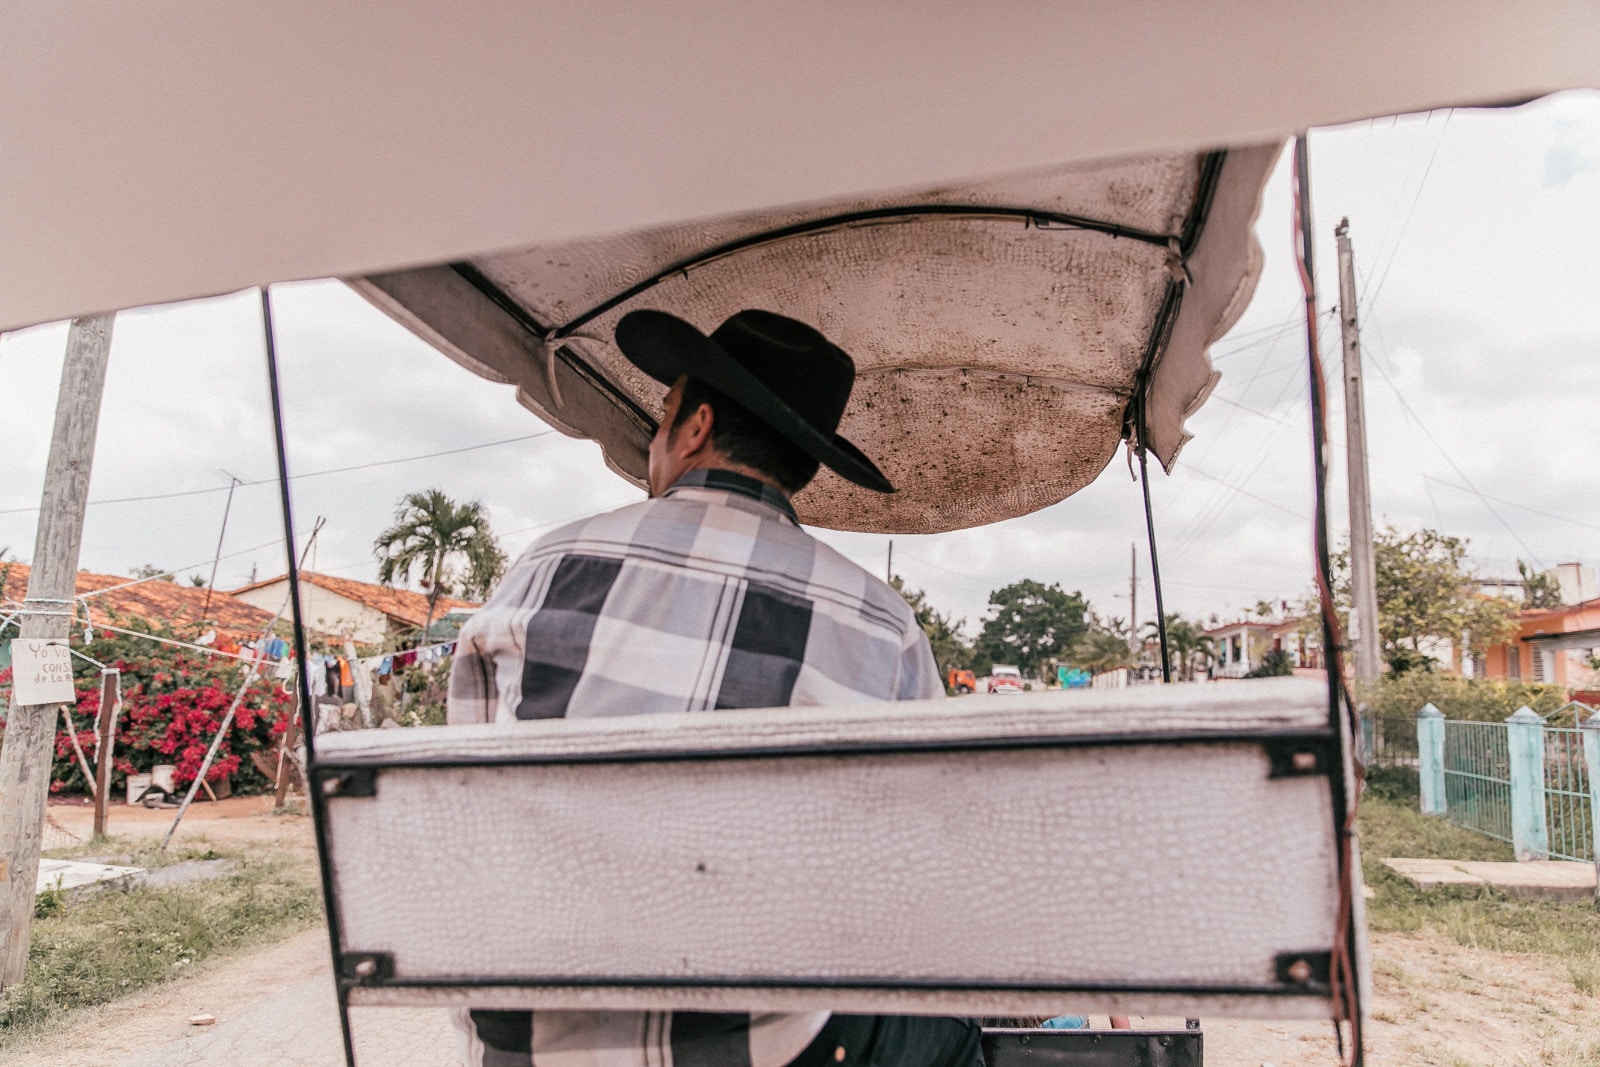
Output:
left=9, top=640, right=77, bottom=705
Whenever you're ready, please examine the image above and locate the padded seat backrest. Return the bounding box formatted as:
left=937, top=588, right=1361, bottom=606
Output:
left=314, top=677, right=1361, bottom=1020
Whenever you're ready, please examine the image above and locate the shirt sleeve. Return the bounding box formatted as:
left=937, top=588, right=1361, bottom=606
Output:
left=447, top=622, right=497, bottom=725
left=896, top=626, right=946, bottom=701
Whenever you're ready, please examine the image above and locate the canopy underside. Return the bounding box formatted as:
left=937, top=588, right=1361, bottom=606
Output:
left=354, top=144, right=1279, bottom=534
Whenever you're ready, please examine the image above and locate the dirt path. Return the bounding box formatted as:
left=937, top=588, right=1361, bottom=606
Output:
left=47, top=795, right=313, bottom=851
left=5, top=927, right=457, bottom=1067
left=32, top=801, right=1597, bottom=1065
left=19, top=925, right=1596, bottom=1066
left=1202, top=933, right=1600, bottom=1066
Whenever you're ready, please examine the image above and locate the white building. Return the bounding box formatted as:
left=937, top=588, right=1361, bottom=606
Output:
left=231, top=571, right=478, bottom=645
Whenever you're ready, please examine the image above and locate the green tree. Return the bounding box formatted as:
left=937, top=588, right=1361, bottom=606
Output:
left=1517, top=560, right=1563, bottom=609
left=891, top=576, right=972, bottom=680
left=1067, top=623, right=1135, bottom=674
left=457, top=533, right=508, bottom=602
left=973, top=580, right=1088, bottom=680
left=1331, top=526, right=1517, bottom=675
left=1142, top=614, right=1215, bottom=681
left=373, top=489, right=503, bottom=635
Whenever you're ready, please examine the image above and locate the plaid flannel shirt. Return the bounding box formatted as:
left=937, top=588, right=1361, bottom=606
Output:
left=447, top=468, right=943, bottom=1067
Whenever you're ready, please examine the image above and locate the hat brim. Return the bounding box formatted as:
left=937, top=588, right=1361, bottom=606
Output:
left=615, top=310, right=895, bottom=494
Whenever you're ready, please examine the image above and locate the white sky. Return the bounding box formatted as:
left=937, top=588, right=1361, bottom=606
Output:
left=3, top=90, right=1597, bottom=636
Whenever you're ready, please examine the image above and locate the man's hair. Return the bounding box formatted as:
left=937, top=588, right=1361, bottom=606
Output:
left=672, top=378, right=821, bottom=495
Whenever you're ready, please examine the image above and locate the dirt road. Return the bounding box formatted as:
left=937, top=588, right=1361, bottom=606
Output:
left=27, top=799, right=1599, bottom=1065
left=46, top=795, right=312, bottom=851
left=6, top=927, right=458, bottom=1067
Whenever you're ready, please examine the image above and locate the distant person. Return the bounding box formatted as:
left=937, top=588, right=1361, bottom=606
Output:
left=449, top=309, right=979, bottom=1067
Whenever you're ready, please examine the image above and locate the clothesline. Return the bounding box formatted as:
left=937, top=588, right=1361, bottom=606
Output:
left=3, top=603, right=459, bottom=687
left=354, top=638, right=458, bottom=667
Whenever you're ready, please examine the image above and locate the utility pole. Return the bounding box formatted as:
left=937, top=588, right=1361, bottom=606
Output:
left=1336, top=219, right=1381, bottom=686
left=886, top=539, right=893, bottom=585
left=0, top=314, right=115, bottom=988
left=1129, top=543, right=1138, bottom=651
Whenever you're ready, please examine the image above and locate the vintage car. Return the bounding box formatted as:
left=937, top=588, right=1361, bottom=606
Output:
left=986, top=665, right=1025, bottom=694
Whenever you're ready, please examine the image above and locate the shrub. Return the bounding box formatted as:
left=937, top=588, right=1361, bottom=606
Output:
left=0, top=611, right=294, bottom=797
left=1362, top=673, right=1567, bottom=724
left=1245, top=648, right=1294, bottom=678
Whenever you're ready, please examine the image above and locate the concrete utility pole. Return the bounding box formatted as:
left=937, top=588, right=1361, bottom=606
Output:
left=1336, top=219, right=1382, bottom=686
left=0, top=314, right=115, bottom=989
left=1129, top=543, right=1138, bottom=651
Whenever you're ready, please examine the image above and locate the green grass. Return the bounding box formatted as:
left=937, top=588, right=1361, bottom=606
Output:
left=1359, top=795, right=1600, bottom=980
left=0, top=839, right=321, bottom=1046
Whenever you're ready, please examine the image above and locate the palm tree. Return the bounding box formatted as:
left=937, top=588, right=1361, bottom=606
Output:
left=1069, top=628, right=1135, bottom=674
left=1142, top=614, right=1217, bottom=681
left=373, top=489, right=503, bottom=636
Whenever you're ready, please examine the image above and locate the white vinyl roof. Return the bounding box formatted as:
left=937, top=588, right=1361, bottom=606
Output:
left=3, top=3, right=1596, bottom=531
left=4, top=3, right=1596, bottom=334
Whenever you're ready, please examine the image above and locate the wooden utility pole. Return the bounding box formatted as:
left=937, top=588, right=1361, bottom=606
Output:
left=1336, top=219, right=1382, bottom=686
left=0, top=314, right=115, bottom=989
left=885, top=540, right=893, bottom=585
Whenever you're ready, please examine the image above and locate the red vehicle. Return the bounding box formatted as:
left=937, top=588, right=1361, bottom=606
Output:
left=947, top=669, right=976, bottom=694
left=986, top=665, right=1025, bottom=694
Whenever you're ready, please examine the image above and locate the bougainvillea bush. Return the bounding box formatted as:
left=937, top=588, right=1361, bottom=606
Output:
left=0, top=611, right=293, bottom=797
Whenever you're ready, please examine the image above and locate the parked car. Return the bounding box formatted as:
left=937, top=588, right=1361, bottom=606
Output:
left=987, top=665, right=1025, bottom=694
left=947, top=669, right=976, bottom=694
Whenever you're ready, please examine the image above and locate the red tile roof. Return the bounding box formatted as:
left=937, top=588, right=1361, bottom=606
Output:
left=2, top=562, right=278, bottom=639
left=229, top=571, right=478, bottom=630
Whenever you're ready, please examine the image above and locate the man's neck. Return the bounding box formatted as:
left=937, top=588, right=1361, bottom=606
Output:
left=676, top=453, right=791, bottom=502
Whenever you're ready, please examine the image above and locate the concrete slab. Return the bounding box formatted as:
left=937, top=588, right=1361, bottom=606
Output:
left=36, top=857, right=144, bottom=896
left=1383, top=857, right=1597, bottom=902
left=1382, top=858, right=1489, bottom=889
left=1453, top=859, right=1597, bottom=902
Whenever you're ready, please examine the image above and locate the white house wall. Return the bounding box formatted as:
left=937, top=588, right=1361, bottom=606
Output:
left=232, top=581, right=392, bottom=645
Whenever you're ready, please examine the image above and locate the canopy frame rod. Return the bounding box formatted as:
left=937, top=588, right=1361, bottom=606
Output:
left=1121, top=150, right=1226, bottom=683
left=261, top=285, right=359, bottom=1067
left=1291, top=135, right=1363, bottom=1067
left=458, top=202, right=1178, bottom=346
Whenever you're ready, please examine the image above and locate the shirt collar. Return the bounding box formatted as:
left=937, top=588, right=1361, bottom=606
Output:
left=665, top=469, right=799, bottom=524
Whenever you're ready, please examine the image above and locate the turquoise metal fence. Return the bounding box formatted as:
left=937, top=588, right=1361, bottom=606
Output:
left=1420, top=702, right=1599, bottom=864
left=1542, top=716, right=1594, bottom=863
left=1439, top=718, right=1513, bottom=845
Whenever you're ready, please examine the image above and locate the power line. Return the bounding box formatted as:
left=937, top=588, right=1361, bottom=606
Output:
left=0, top=429, right=560, bottom=516
left=1362, top=340, right=1544, bottom=567
left=1181, top=464, right=1310, bottom=521
left=1421, top=475, right=1600, bottom=533
left=1361, top=110, right=1454, bottom=321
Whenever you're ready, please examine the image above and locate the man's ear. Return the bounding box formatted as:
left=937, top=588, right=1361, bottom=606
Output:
left=676, top=400, right=715, bottom=456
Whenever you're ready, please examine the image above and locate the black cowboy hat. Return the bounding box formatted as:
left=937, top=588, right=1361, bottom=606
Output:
left=614, top=309, right=894, bottom=493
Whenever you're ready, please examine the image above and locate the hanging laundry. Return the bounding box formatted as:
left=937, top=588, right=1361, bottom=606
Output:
left=378, top=655, right=393, bottom=677
left=309, top=654, right=328, bottom=696
left=338, top=657, right=353, bottom=688
left=274, top=655, right=295, bottom=682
